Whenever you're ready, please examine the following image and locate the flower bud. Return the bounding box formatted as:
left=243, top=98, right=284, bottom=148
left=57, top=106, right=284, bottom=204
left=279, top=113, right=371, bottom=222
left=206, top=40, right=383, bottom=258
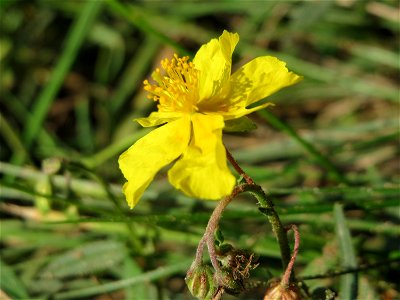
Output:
left=216, top=247, right=259, bottom=296
left=185, top=264, right=217, bottom=300
left=264, top=281, right=303, bottom=300
left=218, top=270, right=243, bottom=295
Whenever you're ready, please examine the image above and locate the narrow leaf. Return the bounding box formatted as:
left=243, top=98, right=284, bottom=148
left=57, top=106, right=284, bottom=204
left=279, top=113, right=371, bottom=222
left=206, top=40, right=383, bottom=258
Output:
left=0, top=260, right=30, bottom=299
left=334, top=203, right=358, bottom=299
left=40, top=241, right=127, bottom=279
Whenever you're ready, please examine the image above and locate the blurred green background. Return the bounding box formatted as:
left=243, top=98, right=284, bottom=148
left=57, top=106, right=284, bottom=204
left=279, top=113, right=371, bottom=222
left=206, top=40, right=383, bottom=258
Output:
left=0, top=0, right=399, bottom=299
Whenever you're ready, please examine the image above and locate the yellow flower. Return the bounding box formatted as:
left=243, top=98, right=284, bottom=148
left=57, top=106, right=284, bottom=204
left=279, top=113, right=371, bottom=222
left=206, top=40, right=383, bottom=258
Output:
left=119, top=30, right=302, bottom=208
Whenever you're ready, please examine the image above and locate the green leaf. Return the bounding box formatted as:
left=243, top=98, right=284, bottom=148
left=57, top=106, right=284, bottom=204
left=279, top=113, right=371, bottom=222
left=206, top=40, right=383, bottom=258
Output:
left=40, top=241, right=127, bottom=279
left=28, top=279, right=63, bottom=294
left=123, top=257, right=155, bottom=300
left=0, top=260, right=30, bottom=299
left=53, top=259, right=192, bottom=299
left=21, top=0, right=103, bottom=151
left=223, top=116, right=257, bottom=133
left=300, top=240, right=339, bottom=291
left=334, top=203, right=358, bottom=300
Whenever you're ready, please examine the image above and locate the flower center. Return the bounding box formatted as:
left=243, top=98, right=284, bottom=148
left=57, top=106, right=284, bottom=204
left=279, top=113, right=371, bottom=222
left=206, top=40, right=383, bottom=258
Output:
left=144, top=54, right=199, bottom=113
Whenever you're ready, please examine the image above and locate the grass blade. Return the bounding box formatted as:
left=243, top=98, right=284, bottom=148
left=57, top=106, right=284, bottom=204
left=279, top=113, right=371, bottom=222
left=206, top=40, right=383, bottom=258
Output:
left=334, top=203, right=358, bottom=299
left=0, top=260, right=30, bottom=299
left=40, top=241, right=127, bottom=279
left=258, top=110, right=350, bottom=185
left=21, top=1, right=103, bottom=152
left=53, top=258, right=192, bottom=299
left=106, top=0, right=189, bottom=56
left=109, top=36, right=160, bottom=114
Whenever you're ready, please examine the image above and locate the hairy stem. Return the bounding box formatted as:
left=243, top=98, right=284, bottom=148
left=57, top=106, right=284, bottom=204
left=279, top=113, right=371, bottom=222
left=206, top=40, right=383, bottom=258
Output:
left=192, top=236, right=206, bottom=267
left=189, top=185, right=245, bottom=278
left=281, top=224, right=300, bottom=288
left=189, top=149, right=295, bottom=286
left=245, top=185, right=292, bottom=272
left=226, top=149, right=292, bottom=274
left=225, top=148, right=254, bottom=185
left=205, top=185, right=245, bottom=276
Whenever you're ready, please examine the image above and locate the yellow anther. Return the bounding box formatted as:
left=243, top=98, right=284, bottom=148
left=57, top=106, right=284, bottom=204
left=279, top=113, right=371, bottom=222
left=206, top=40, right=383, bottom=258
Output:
left=143, top=54, right=199, bottom=113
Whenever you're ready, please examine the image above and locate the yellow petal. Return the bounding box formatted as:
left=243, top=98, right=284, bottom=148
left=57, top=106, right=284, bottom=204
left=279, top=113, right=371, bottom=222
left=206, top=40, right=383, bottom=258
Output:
left=221, top=102, right=275, bottom=120
left=136, top=111, right=183, bottom=127
left=168, top=113, right=236, bottom=200
left=229, top=56, right=302, bottom=107
left=119, top=116, right=190, bottom=208
left=193, top=30, right=239, bottom=101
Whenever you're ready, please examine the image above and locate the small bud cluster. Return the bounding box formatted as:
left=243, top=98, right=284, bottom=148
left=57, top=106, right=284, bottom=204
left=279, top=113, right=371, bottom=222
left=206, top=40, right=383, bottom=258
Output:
left=217, top=245, right=259, bottom=295
left=186, top=242, right=259, bottom=300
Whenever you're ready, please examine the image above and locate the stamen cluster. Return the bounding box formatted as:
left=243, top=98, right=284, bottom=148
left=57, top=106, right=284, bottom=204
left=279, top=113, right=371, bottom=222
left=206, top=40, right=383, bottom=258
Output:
left=144, top=54, right=199, bottom=113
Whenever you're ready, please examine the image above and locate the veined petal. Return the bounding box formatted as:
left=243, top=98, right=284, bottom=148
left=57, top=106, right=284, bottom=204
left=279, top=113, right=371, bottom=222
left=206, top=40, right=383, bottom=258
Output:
left=119, top=116, right=190, bottom=208
left=136, top=111, right=183, bottom=127
left=193, top=31, right=239, bottom=101
left=168, top=113, right=236, bottom=199
left=229, top=56, right=302, bottom=107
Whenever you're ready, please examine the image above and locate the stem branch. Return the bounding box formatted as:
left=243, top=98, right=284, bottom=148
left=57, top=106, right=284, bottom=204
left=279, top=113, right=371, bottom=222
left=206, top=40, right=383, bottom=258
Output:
left=190, top=185, right=245, bottom=278
left=205, top=185, right=245, bottom=276
left=246, top=185, right=292, bottom=271
left=281, top=224, right=300, bottom=288
left=189, top=149, right=295, bottom=287
left=226, top=149, right=292, bottom=273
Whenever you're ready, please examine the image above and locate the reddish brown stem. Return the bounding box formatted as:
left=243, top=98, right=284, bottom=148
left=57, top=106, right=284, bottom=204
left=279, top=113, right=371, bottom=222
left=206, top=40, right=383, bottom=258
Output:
left=205, top=185, right=245, bottom=278
left=190, top=185, right=246, bottom=280
left=192, top=236, right=206, bottom=266
left=227, top=146, right=292, bottom=276
left=281, top=224, right=300, bottom=288
left=225, top=148, right=254, bottom=185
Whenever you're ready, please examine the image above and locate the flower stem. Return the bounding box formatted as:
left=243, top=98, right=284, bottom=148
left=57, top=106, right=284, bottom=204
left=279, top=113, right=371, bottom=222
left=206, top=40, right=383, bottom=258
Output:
left=281, top=224, right=300, bottom=288
left=225, top=148, right=254, bottom=185
left=204, top=185, right=245, bottom=277
left=190, top=149, right=295, bottom=286
left=244, top=185, right=292, bottom=272
left=226, top=149, right=292, bottom=275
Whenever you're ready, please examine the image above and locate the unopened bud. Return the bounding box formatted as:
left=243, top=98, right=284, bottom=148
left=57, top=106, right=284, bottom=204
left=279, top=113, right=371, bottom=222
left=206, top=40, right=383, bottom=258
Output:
left=218, top=270, right=243, bottom=295
left=264, top=281, right=303, bottom=300
left=185, top=264, right=216, bottom=300
left=216, top=247, right=258, bottom=296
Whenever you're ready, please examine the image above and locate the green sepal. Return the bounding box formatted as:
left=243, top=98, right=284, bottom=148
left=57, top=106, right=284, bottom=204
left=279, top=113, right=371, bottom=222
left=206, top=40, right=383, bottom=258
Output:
left=185, top=264, right=217, bottom=300
left=223, top=116, right=257, bottom=133
left=214, top=229, right=225, bottom=246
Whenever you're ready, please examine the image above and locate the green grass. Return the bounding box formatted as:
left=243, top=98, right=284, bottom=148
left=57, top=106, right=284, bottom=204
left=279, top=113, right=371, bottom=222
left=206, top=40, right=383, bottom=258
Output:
left=1, top=1, right=399, bottom=299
